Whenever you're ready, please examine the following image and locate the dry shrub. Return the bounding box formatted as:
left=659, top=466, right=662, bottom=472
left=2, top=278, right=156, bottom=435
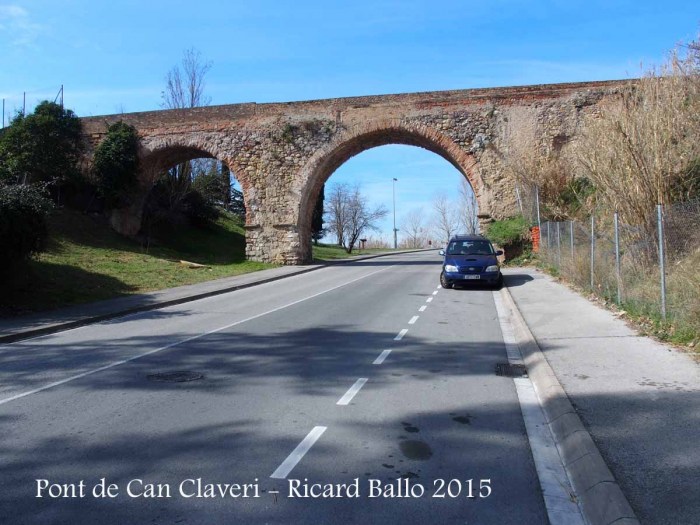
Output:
left=575, top=47, right=700, bottom=231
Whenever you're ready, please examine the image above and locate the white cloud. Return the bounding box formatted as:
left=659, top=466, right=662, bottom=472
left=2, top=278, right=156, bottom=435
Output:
left=0, top=4, right=42, bottom=46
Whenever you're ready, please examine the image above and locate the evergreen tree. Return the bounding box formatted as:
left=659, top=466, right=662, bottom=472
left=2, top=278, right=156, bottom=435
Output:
left=311, top=184, right=325, bottom=245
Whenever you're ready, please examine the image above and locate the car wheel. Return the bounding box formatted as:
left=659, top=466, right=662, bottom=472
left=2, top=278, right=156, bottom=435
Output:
left=493, top=275, right=503, bottom=290
left=440, top=272, right=453, bottom=289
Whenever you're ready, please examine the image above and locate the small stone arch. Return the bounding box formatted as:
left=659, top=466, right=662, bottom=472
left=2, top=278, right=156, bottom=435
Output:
left=109, top=136, right=248, bottom=236
left=295, top=119, right=488, bottom=262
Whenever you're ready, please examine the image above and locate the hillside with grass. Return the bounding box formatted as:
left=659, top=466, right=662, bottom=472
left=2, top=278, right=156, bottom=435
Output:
left=0, top=208, right=272, bottom=316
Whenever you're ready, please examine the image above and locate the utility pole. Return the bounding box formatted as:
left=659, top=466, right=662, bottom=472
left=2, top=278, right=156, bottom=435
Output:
left=392, top=178, right=398, bottom=249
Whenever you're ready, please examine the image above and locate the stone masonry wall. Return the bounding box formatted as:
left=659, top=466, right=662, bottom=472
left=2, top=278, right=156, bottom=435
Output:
left=80, top=80, right=628, bottom=264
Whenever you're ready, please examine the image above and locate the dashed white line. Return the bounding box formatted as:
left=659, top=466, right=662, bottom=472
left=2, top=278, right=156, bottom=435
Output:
left=408, top=316, right=419, bottom=325
left=394, top=329, right=408, bottom=341
left=419, top=305, right=427, bottom=312
left=336, top=378, right=369, bottom=406
left=426, top=297, right=433, bottom=303
left=373, top=349, right=392, bottom=365
left=436, top=285, right=441, bottom=289
left=432, top=291, right=438, bottom=296
left=270, top=426, right=327, bottom=479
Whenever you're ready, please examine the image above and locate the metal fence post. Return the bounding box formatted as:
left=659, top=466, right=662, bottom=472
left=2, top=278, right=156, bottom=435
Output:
left=614, top=212, right=621, bottom=304
left=590, top=215, right=595, bottom=290
left=556, top=222, right=561, bottom=269
left=657, top=204, right=667, bottom=320
left=570, top=220, right=574, bottom=260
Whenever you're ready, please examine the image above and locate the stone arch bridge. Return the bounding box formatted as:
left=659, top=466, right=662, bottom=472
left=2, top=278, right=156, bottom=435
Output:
left=81, top=80, right=627, bottom=264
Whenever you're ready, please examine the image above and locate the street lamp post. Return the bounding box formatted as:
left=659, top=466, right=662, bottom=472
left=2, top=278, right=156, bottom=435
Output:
left=392, top=178, right=398, bottom=249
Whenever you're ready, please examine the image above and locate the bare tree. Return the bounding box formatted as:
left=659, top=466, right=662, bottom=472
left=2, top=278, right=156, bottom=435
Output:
left=401, top=207, right=427, bottom=248
left=325, top=182, right=349, bottom=247
left=161, top=48, right=212, bottom=110
left=325, top=182, right=388, bottom=253
left=431, top=193, right=460, bottom=244
left=458, top=179, right=479, bottom=234
left=149, top=49, right=215, bottom=224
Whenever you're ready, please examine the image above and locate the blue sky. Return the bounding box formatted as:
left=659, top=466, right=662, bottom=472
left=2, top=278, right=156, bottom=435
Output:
left=1, top=1, right=697, bottom=242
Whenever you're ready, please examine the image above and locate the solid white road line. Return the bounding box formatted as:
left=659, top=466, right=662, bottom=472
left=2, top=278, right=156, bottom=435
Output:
left=419, top=305, right=427, bottom=312
left=0, top=266, right=396, bottom=407
left=492, top=291, right=585, bottom=525
left=336, top=378, right=369, bottom=406
left=394, top=329, right=408, bottom=341
left=426, top=297, right=433, bottom=303
left=270, top=426, right=327, bottom=479
left=373, top=349, right=392, bottom=365
left=408, top=316, right=419, bottom=325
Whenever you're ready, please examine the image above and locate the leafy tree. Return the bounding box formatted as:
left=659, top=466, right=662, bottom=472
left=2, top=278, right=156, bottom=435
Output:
left=92, top=122, right=140, bottom=209
left=0, top=101, right=82, bottom=187
left=0, top=182, right=53, bottom=269
left=311, top=184, right=325, bottom=245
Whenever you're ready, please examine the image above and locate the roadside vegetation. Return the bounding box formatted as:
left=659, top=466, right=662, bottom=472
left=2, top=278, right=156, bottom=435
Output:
left=0, top=208, right=270, bottom=316
left=495, top=36, right=700, bottom=351
left=311, top=242, right=390, bottom=261
left=0, top=49, right=261, bottom=316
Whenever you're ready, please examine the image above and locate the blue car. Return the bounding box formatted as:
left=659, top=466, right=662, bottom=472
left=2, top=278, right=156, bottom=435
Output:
left=439, top=234, right=503, bottom=289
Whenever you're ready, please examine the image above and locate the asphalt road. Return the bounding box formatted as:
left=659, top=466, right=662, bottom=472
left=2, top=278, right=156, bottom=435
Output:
left=0, top=252, right=549, bottom=524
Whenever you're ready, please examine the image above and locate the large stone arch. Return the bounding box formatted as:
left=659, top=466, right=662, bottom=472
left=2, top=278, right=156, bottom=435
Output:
left=294, top=119, right=487, bottom=263
left=109, top=136, right=248, bottom=236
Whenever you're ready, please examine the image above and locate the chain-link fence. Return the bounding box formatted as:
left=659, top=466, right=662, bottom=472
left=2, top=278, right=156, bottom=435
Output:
left=539, top=199, right=700, bottom=338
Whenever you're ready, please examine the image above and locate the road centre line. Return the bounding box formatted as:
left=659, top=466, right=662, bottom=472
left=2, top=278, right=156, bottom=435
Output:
left=270, top=426, right=327, bottom=479
left=432, top=290, right=438, bottom=295
left=336, top=378, right=369, bottom=406
left=426, top=297, right=433, bottom=303
left=408, top=316, right=419, bottom=325
left=394, top=329, right=408, bottom=341
left=419, top=305, right=426, bottom=312
left=0, top=265, right=396, bottom=407
left=373, top=349, right=392, bottom=365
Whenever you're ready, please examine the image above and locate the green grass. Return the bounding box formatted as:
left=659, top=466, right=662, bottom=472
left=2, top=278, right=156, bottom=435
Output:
left=311, top=242, right=392, bottom=261
left=0, top=208, right=273, bottom=316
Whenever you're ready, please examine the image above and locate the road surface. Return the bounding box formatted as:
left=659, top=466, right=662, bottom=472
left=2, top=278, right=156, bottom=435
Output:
left=0, top=252, right=551, bottom=524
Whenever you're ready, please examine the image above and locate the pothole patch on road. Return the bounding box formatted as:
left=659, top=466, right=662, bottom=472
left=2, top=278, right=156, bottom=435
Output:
left=399, top=440, right=433, bottom=460
left=401, top=421, right=420, bottom=433
left=147, top=371, right=204, bottom=383
left=495, top=363, right=528, bottom=378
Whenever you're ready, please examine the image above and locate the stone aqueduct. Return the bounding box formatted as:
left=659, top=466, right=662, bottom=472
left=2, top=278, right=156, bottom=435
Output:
left=80, top=80, right=627, bottom=264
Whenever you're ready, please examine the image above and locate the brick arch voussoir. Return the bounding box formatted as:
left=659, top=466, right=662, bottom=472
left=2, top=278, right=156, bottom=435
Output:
left=138, top=135, right=248, bottom=190
left=296, top=119, right=483, bottom=254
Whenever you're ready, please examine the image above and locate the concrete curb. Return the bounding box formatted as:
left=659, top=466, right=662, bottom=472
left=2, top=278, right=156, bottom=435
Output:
left=0, top=248, right=434, bottom=345
left=499, top=285, right=640, bottom=525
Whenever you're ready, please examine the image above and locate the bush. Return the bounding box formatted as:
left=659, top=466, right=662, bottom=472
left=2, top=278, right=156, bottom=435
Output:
left=486, top=215, right=529, bottom=246
left=0, top=101, right=83, bottom=186
left=93, top=121, right=140, bottom=209
left=0, top=183, right=53, bottom=268
left=486, top=215, right=531, bottom=260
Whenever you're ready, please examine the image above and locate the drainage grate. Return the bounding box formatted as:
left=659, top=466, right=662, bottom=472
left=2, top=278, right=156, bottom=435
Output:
left=147, top=371, right=204, bottom=383
left=495, top=363, right=528, bottom=378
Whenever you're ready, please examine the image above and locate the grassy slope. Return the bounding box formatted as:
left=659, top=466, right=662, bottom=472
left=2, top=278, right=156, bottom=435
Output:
left=311, top=242, right=391, bottom=261
left=1, top=209, right=271, bottom=316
